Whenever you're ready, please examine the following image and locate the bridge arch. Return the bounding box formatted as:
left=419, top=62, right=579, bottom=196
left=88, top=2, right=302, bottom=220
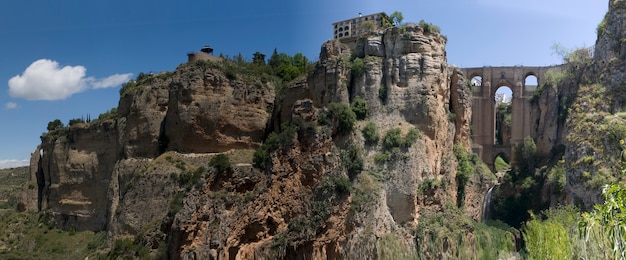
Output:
left=524, top=73, right=538, bottom=92
left=462, top=65, right=564, bottom=170
left=470, top=74, right=483, bottom=87
left=493, top=152, right=511, bottom=172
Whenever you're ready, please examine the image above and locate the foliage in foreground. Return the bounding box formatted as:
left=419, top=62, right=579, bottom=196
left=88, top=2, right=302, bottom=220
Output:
left=0, top=210, right=106, bottom=259
left=415, top=205, right=516, bottom=259
left=523, top=184, right=626, bottom=259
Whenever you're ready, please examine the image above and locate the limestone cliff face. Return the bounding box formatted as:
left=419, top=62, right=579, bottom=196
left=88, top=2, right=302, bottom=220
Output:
left=169, top=24, right=483, bottom=259
left=117, top=75, right=170, bottom=158
left=595, top=0, right=626, bottom=113
left=24, top=23, right=481, bottom=258
left=34, top=122, right=120, bottom=231
left=562, top=0, right=626, bottom=210
left=26, top=62, right=275, bottom=233
left=164, top=65, right=275, bottom=153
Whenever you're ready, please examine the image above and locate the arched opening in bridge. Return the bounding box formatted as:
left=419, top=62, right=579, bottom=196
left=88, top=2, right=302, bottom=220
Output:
left=470, top=75, right=482, bottom=87
left=524, top=74, right=538, bottom=92
left=493, top=153, right=510, bottom=173
left=494, top=86, right=512, bottom=145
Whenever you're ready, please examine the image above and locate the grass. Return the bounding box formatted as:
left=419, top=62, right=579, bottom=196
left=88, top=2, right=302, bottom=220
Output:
left=0, top=210, right=104, bottom=259
left=0, top=167, right=29, bottom=209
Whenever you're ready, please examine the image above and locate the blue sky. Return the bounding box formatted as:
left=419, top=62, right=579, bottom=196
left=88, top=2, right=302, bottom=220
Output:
left=0, top=0, right=608, bottom=168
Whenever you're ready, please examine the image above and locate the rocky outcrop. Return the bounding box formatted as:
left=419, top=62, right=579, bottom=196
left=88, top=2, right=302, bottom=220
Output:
left=35, top=121, right=120, bottom=231
left=164, top=65, right=275, bottom=153
left=24, top=63, right=275, bottom=233
left=22, top=21, right=486, bottom=259
left=168, top=23, right=484, bottom=259
left=561, top=0, right=626, bottom=210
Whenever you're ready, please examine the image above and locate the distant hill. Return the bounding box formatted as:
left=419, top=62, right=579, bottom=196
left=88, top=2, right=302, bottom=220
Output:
left=0, top=166, right=28, bottom=209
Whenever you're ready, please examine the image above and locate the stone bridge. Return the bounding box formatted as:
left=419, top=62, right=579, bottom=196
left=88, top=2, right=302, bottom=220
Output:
left=460, top=65, right=564, bottom=170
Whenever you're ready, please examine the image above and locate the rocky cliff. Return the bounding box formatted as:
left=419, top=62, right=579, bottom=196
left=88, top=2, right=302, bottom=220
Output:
left=561, top=0, right=626, bottom=210
left=169, top=24, right=489, bottom=259
left=24, top=62, right=275, bottom=234
left=21, top=22, right=495, bottom=259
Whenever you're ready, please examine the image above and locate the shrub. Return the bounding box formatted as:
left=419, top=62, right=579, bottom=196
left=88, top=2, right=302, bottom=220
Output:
left=341, top=143, right=363, bottom=178
left=403, top=128, right=421, bottom=147
left=210, top=154, right=232, bottom=172
left=351, top=96, right=368, bottom=120
left=415, top=205, right=516, bottom=259
left=580, top=184, right=626, bottom=259
left=383, top=128, right=403, bottom=149
left=119, top=80, right=139, bottom=97
left=326, top=102, right=357, bottom=134
left=351, top=57, right=366, bottom=75
left=378, top=84, right=388, bottom=101
left=362, top=121, right=379, bottom=145
left=418, top=20, right=441, bottom=34
left=374, top=152, right=390, bottom=164
left=47, top=119, right=64, bottom=131
left=454, top=143, right=473, bottom=208
left=522, top=206, right=582, bottom=259
left=253, top=125, right=297, bottom=169
left=418, top=178, right=441, bottom=194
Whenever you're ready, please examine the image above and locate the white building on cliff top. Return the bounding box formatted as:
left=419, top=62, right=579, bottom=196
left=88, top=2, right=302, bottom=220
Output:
left=332, top=12, right=389, bottom=40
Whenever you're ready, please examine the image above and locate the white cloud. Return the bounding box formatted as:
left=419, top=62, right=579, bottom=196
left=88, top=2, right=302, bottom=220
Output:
left=0, top=159, right=29, bottom=169
left=89, top=73, right=133, bottom=89
left=8, top=59, right=132, bottom=101
left=5, top=102, right=17, bottom=109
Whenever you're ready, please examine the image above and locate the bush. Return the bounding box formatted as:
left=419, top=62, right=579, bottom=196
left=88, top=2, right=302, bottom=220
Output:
left=341, top=143, right=363, bottom=178
left=383, top=128, right=403, bottom=149
left=454, top=143, right=473, bottom=208
left=403, top=128, right=421, bottom=147
left=210, top=154, right=232, bottom=172
left=47, top=119, right=64, bottom=131
left=415, top=206, right=516, bottom=259
left=253, top=125, right=297, bottom=169
left=362, top=121, right=379, bottom=145
left=326, top=103, right=357, bottom=134
left=119, top=80, right=139, bottom=97
left=351, top=96, right=368, bottom=120
left=374, top=152, right=390, bottom=164
left=378, top=84, right=388, bottom=101
left=418, top=178, right=441, bottom=194
left=351, top=57, right=366, bottom=75
left=418, top=20, right=441, bottom=34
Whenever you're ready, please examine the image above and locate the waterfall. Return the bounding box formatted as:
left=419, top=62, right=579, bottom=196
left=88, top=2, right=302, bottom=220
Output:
left=481, top=186, right=495, bottom=223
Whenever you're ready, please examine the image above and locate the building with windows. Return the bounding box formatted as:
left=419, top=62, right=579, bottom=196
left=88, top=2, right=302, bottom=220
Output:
left=332, top=12, right=389, bottom=40
left=187, top=45, right=220, bottom=63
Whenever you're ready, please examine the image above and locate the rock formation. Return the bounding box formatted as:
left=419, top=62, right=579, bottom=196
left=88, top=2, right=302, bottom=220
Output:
left=21, top=22, right=494, bottom=259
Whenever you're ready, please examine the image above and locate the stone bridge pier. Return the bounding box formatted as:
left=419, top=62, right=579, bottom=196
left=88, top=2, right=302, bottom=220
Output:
left=461, top=65, right=563, bottom=171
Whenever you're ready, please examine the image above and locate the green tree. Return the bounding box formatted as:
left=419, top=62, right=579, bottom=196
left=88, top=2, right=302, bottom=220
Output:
left=47, top=119, right=64, bottom=131
left=252, top=51, right=266, bottom=65
left=383, top=128, right=403, bottom=149
left=268, top=48, right=281, bottom=68
left=209, top=154, right=232, bottom=172
left=362, top=121, right=379, bottom=145
left=389, top=11, right=404, bottom=26
left=326, top=103, right=357, bottom=134
left=351, top=96, right=368, bottom=120
left=292, top=53, right=308, bottom=74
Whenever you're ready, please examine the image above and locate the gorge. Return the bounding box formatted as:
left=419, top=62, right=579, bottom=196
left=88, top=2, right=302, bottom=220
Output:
left=5, top=0, right=626, bottom=258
